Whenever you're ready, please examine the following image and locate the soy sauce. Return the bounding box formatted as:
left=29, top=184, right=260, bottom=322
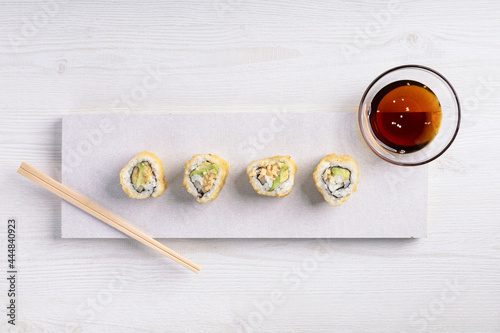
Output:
left=369, top=80, right=442, bottom=154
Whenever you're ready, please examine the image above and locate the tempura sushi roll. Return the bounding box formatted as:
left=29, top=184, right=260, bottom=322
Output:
left=313, top=153, right=358, bottom=206
left=183, top=154, right=229, bottom=203
left=247, top=156, right=297, bottom=197
left=120, top=151, right=167, bottom=199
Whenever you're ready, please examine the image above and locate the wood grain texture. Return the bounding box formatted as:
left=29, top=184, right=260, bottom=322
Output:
left=1, top=0, right=499, bottom=332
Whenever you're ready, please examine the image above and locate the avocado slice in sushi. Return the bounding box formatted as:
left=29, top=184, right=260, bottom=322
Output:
left=331, top=167, right=350, bottom=179
left=131, top=162, right=153, bottom=189
left=189, top=162, right=218, bottom=178
left=269, top=162, right=289, bottom=191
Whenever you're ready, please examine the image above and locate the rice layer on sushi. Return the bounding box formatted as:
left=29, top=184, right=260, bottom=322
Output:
left=247, top=155, right=297, bottom=197
left=183, top=154, right=229, bottom=203
left=313, top=153, right=358, bottom=206
left=120, top=151, right=167, bottom=199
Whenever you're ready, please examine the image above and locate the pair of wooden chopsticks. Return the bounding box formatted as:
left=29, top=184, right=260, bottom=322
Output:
left=17, top=162, right=201, bottom=274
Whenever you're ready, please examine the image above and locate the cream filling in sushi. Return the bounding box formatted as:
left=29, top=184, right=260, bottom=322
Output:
left=189, top=162, right=218, bottom=197
left=130, top=161, right=157, bottom=196
left=255, top=162, right=289, bottom=191
left=322, top=166, right=351, bottom=198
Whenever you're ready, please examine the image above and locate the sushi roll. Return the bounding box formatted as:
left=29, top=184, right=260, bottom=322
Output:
left=313, top=153, right=359, bottom=206
left=183, top=154, right=229, bottom=203
left=120, top=151, right=167, bottom=199
left=247, top=156, right=297, bottom=197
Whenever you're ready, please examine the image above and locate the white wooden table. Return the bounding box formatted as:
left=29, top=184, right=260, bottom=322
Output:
left=1, top=1, right=499, bottom=332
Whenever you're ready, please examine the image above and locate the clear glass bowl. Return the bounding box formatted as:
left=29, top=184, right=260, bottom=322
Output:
left=358, top=65, right=460, bottom=166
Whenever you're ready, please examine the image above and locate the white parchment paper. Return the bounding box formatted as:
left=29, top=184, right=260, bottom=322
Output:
left=61, top=113, right=427, bottom=238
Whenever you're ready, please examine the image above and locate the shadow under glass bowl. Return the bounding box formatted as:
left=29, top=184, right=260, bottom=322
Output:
left=358, top=64, right=461, bottom=166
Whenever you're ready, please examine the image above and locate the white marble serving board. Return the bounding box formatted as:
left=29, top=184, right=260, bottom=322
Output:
left=61, top=113, right=427, bottom=238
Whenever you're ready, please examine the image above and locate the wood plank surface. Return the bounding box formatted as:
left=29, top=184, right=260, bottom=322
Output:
left=0, top=0, right=499, bottom=331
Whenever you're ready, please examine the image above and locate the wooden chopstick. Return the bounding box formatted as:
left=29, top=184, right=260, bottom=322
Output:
left=17, top=162, right=201, bottom=274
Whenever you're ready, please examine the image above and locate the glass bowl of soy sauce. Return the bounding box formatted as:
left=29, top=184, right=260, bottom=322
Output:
left=358, top=65, right=460, bottom=166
